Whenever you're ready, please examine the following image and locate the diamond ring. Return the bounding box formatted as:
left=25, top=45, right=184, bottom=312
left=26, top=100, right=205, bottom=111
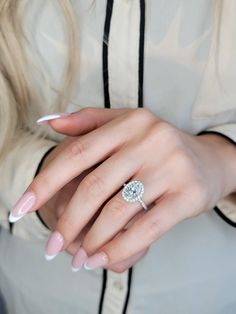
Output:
left=122, top=180, right=148, bottom=210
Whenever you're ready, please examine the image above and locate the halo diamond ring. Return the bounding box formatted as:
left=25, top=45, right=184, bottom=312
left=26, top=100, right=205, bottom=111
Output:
left=122, top=180, right=148, bottom=210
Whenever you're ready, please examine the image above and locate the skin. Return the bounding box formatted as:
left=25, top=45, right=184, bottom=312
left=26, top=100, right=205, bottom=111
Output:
left=17, top=107, right=236, bottom=272
left=38, top=137, right=148, bottom=269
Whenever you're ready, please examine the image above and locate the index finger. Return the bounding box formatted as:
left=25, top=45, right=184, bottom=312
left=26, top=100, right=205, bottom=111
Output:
left=9, top=119, right=126, bottom=222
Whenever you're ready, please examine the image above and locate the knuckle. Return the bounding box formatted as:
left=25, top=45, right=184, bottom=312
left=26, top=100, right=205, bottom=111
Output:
left=81, top=172, right=104, bottom=197
left=67, top=139, right=88, bottom=162
left=130, top=108, right=155, bottom=124
left=149, top=121, right=178, bottom=144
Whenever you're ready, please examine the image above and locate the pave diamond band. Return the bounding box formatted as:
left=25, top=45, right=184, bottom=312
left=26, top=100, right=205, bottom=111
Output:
left=122, top=180, right=148, bottom=210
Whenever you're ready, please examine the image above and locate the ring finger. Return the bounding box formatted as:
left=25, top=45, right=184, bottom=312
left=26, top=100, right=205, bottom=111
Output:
left=80, top=169, right=168, bottom=256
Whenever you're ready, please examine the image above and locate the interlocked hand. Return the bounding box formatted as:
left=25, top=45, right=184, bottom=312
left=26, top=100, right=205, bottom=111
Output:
left=10, top=108, right=234, bottom=272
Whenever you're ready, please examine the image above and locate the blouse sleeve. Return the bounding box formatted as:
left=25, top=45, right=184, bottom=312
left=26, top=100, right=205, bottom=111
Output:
left=0, top=132, right=57, bottom=240
left=192, top=1, right=236, bottom=226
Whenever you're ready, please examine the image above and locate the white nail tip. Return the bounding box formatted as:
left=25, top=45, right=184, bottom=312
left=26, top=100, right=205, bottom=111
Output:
left=45, top=253, right=57, bottom=261
left=8, top=212, right=24, bottom=223
left=72, top=267, right=81, bottom=272
left=36, top=113, right=70, bottom=125
left=84, top=263, right=92, bottom=270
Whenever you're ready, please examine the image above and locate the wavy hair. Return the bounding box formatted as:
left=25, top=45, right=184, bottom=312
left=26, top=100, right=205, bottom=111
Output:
left=0, top=0, right=79, bottom=159
left=0, top=1, right=222, bottom=159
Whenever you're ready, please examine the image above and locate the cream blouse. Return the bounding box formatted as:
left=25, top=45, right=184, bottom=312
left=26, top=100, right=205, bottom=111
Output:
left=0, top=1, right=236, bottom=313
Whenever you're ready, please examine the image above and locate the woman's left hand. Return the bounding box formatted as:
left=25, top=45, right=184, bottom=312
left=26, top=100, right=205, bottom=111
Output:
left=11, top=107, right=236, bottom=272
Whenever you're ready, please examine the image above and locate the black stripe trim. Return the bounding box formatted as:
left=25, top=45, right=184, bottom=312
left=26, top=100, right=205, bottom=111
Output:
left=214, top=207, right=236, bottom=228
left=122, top=267, right=133, bottom=314
left=8, top=212, right=13, bottom=234
left=197, top=130, right=236, bottom=147
left=198, top=131, right=236, bottom=228
left=34, top=145, right=57, bottom=230
left=34, top=145, right=57, bottom=178
left=103, top=0, right=114, bottom=108
left=138, top=0, right=146, bottom=108
left=98, top=269, right=107, bottom=314
left=7, top=145, right=57, bottom=234
left=36, top=210, right=50, bottom=230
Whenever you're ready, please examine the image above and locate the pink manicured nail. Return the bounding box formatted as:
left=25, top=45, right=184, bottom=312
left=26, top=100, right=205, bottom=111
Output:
left=9, top=192, right=36, bottom=223
left=36, top=112, right=71, bottom=125
left=45, top=231, right=64, bottom=261
left=84, top=252, right=108, bottom=270
left=72, top=247, right=88, bottom=272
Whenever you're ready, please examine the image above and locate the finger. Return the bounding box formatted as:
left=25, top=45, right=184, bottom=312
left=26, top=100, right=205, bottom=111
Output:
left=49, top=147, right=142, bottom=252
left=66, top=238, right=82, bottom=256
left=48, top=108, right=130, bottom=136
left=66, top=207, right=102, bottom=256
left=71, top=221, right=148, bottom=272
left=104, top=223, right=149, bottom=272
left=81, top=174, right=167, bottom=256
left=84, top=193, right=186, bottom=269
left=10, top=116, right=131, bottom=221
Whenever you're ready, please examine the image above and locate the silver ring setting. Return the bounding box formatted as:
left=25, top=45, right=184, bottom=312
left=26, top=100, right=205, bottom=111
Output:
left=122, top=180, right=148, bottom=210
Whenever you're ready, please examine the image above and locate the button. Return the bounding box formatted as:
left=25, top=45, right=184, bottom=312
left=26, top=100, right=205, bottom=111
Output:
left=113, top=280, right=124, bottom=291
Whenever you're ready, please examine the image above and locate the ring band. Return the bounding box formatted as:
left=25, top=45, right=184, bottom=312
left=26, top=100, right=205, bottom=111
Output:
left=122, top=180, right=148, bottom=210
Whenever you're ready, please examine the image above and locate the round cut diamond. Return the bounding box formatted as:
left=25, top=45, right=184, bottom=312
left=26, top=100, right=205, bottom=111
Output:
left=122, top=181, right=144, bottom=202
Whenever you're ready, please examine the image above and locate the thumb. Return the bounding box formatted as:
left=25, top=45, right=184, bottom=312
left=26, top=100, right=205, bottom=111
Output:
left=37, top=107, right=130, bottom=136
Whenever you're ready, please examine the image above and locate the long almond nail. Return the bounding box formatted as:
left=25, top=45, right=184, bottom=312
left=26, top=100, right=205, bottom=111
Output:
left=9, top=192, right=36, bottom=223
left=37, top=112, right=71, bottom=125
left=72, top=247, right=88, bottom=272
left=45, top=231, right=64, bottom=261
left=84, top=252, right=108, bottom=270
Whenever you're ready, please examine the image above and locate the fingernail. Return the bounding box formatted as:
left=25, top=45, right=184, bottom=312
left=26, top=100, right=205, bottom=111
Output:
left=84, top=252, right=108, bottom=270
left=72, top=247, right=88, bottom=272
left=37, top=112, right=71, bottom=125
left=45, top=231, right=64, bottom=261
left=9, top=192, right=36, bottom=223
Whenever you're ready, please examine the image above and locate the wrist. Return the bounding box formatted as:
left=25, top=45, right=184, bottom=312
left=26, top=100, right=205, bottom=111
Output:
left=198, top=133, right=236, bottom=197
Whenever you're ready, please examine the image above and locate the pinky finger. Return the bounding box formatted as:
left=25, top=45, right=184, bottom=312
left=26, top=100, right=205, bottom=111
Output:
left=85, top=193, right=186, bottom=268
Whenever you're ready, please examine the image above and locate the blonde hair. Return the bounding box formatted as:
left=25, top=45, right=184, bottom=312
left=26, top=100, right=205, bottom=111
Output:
left=0, top=1, right=222, bottom=160
left=0, top=0, right=79, bottom=159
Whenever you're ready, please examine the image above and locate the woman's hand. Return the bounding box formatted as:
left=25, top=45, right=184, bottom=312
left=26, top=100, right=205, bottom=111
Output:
left=10, top=108, right=236, bottom=272
left=37, top=138, right=149, bottom=269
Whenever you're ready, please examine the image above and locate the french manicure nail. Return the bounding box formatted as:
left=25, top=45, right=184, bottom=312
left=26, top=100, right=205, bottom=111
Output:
left=9, top=192, right=36, bottom=223
left=72, top=247, right=88, bottom=272
left=84, top=252, right=108, bottom=270
left=36, top=112, right=71, bottom=125
left=45, top=231, right=64, bottom=261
